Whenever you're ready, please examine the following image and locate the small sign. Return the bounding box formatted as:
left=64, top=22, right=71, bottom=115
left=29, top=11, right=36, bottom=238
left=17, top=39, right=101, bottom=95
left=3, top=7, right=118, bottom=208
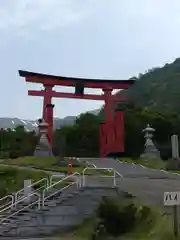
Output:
left=164, top=192, right=180, bottom=206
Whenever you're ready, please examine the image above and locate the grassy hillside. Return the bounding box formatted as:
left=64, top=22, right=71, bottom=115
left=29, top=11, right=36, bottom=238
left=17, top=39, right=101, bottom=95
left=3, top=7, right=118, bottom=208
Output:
left=120, top=58, right=180, bottom=114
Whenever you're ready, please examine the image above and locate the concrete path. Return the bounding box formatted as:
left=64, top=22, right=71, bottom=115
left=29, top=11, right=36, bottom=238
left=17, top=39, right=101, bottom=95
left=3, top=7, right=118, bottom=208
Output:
left=81, top=158, right=180, bottom=208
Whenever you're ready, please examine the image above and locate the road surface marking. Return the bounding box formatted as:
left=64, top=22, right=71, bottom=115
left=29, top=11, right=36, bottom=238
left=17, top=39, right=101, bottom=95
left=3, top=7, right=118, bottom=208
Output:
left=161, top=169, right=167, bottom=173
left=140, top=165, right=146, bottom=168
left=172, top=172, right=180, bottom=177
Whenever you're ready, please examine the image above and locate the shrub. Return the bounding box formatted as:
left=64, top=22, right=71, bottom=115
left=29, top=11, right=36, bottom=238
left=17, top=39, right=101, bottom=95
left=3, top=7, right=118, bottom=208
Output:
left=96, top=197, right=137, bottom=237
left=9, top=150, right=21, bottom=159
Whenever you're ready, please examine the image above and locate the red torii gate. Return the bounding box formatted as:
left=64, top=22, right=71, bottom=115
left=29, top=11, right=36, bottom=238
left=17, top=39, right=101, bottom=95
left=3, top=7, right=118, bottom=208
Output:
left=19, top=70, right=134, bottom=157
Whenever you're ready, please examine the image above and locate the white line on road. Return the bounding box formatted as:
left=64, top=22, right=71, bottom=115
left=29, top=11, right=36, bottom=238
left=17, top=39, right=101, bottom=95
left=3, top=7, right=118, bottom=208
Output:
left=160, top=169, right=167, bottom=173
left=172, top=172, right=180, bottom=177
left=92, top=164, right=97, bottom=168
left=140, top=165, right=146, bottom=168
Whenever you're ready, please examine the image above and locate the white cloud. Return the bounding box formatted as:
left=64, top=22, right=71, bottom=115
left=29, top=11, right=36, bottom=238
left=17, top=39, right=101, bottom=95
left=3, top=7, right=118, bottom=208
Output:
left=0, top=0, right=87, bottom=32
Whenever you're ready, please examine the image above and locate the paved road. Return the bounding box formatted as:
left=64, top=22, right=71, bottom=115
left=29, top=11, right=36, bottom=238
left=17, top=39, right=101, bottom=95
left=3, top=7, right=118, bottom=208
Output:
left=81, top=158, right=180, bottom=208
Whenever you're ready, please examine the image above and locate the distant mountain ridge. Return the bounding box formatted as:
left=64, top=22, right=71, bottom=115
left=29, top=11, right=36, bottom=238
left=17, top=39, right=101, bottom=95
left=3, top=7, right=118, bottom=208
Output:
left=0, top=117, right=76, bottom=131
left=0, top=109, right=100, bottom=131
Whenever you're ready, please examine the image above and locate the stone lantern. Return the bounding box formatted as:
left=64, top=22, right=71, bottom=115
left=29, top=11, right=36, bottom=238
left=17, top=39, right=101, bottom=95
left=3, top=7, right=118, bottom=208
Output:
left=140, top=124, right=161, bottom=159
left=34, top=119, right=53, bottom=157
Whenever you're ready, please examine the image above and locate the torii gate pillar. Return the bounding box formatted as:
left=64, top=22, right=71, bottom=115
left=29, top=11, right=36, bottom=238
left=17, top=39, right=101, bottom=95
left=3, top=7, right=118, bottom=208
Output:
left=46, top=103, right=55, bottom=145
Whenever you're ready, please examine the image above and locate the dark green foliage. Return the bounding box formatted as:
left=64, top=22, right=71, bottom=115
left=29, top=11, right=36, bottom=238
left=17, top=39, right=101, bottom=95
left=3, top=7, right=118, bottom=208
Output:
left=0, top=126, right=37, bottom=159
left=91, top=223, right=106, bottom=240
left=53, top=113, right=100, bottom=157
left=138, top=206, right=151, bottom=220
left=121, top=58, right=180, bottom=114
left=96, top=197, right=137, bottom=236
left=121, top=104, right=175, bottom=158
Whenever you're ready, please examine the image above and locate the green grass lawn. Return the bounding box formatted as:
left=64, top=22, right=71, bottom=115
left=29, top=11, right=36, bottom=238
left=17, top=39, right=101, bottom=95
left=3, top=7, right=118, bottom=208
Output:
left=55, top=218, right=97, bottom=240
left=122, top=214, right=177, bottom=240
left=0, top=165, right=49, bottom=198
left=1, top=157, right=115, bottom=178
left=1, top=156, right=84, bottom=173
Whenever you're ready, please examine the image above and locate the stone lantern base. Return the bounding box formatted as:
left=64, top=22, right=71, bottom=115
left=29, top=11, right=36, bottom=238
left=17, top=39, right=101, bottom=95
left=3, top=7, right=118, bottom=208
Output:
left=34, top=134, right=53, bottom=157
left=34, top=119, right=53, bottom=157
left=140, top=147, right=161, bottom=160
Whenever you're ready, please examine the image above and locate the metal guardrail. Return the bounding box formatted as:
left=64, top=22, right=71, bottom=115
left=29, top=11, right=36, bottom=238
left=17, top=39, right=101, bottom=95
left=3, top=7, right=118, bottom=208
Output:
left=50, top=174, right=65, bottom=186
left=82, top=167, right=123, bottom=187
left=14, top=177, right=49, bottom=203
left=0, top=195, right=14, bottom=211
left=50, top=173, right=80, bottom=187
left=42, top=172, right=81, bottom=208
left=0, top=192, right=41, bottom=224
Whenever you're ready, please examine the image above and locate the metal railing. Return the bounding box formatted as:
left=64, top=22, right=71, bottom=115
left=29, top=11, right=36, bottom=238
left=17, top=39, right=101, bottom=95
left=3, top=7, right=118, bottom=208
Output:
left=82, top=167, right=123, bottom=187
left=0, top=195, right=14, bottom=211
left=50, top=174, right=65, bottom=186
left=42, top=172, right=81, bottom=208
left=50, top=173, right=81, bottom=187
left=0, top=192, right=41, bottom=224
left=14, top=177, right=49, bottom=203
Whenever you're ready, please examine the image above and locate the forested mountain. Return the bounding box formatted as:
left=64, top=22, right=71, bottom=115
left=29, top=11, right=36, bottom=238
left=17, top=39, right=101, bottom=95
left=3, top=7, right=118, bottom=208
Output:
left=120, top=58, right=180, bottom=113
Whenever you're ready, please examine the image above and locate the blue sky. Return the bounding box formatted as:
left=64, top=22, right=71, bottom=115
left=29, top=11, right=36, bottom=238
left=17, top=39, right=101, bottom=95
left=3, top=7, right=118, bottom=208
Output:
left=0, top=0, right=180, bottom=119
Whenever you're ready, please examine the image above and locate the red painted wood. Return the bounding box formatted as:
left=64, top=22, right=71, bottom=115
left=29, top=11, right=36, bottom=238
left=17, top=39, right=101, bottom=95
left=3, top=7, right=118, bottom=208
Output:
left=103, top=89, right=116, bottom=155
left=42, top=85, right=53, bottom=121
left=28, top=90, right=129, bottom=102
left=25, top=76, right=132, bottom=89
left=100, top=123, right=107, bottom=157
left=114, top=111, right=124, bottom=152
left=46, top=104, right=54, bottom=145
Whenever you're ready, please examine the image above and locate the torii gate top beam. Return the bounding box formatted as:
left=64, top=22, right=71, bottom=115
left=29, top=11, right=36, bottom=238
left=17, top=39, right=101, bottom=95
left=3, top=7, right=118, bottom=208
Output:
left=19, top=70, right=135, bottom=89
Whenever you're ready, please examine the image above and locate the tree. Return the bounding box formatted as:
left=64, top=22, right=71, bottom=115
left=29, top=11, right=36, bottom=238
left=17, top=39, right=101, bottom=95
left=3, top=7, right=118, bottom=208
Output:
left=53, top=113, right=100, bottom=157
